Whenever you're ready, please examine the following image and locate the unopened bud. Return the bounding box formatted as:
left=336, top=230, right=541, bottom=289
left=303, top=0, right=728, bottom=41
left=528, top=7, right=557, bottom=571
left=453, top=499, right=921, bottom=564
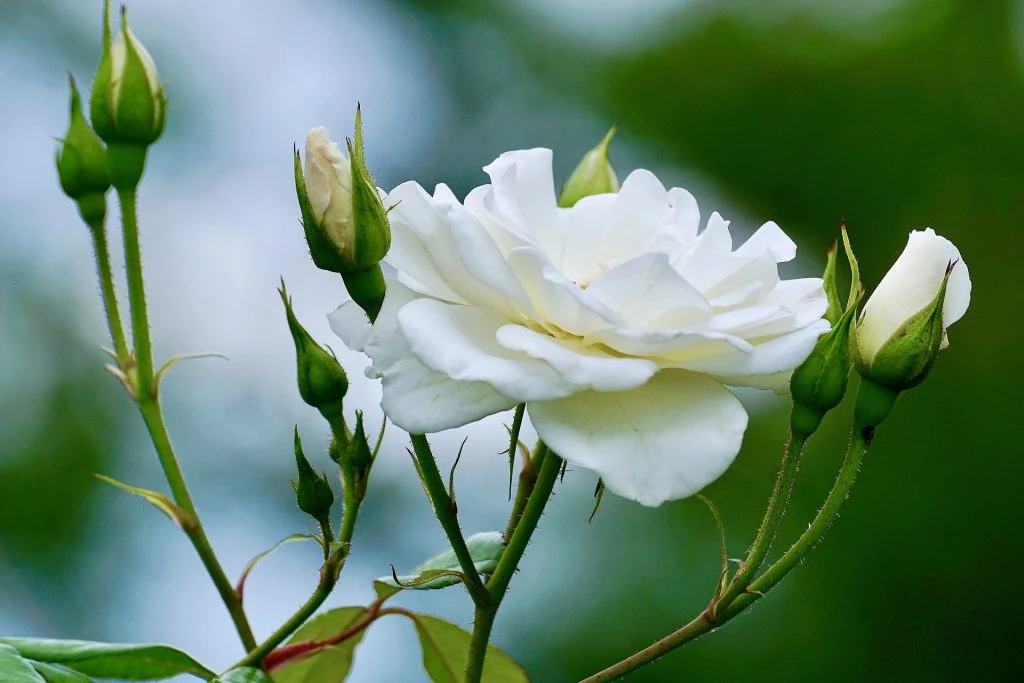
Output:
left=56, top=75, right=110, bottom=225
left=558, top=125, right=620, bottom=208
left=291, top=428, right=334, bottom=525
left=280, top=283, right=348, bottom=421
left=90, top=1, right=167, bottom=188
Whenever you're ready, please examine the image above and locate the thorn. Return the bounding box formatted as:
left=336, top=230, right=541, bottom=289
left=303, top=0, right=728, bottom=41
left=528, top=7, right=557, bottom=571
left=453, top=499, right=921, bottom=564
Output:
left=448, top=437, right=466, bottom=516
left=559, top=459, right=569, bottom=482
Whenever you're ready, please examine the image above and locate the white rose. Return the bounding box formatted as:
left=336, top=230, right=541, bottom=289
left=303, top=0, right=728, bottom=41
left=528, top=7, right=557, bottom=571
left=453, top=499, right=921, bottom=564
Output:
left=857, top=228, right=971, bottom=367
left=331, top=149, right=829, bottom=506
left=303, top=127, right=354, bottom=253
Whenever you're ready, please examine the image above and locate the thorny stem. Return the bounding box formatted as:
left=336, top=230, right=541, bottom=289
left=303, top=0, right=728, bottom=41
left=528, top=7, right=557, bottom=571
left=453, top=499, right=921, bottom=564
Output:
left=465, top=444, right=562, bottom=683
left=409, top=433, right=490, bottom=605
left=579, top=428, right=871, bottom=682
left=86, top=218, right=130, bottom=364
left=117, top=188, right=257, bottom=652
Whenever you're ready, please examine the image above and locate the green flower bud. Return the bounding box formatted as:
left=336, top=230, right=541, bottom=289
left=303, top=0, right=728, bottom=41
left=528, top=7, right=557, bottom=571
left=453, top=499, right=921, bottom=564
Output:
left=279, top=283, right=348, bottom=421
left=90, top=2, right=167, bottom=149
left=790, top=302, right=858, bottom=438
left=343, top=412, right=375, bottom=501
left=56, top=75, right=110, bottom=225
left=296, top=108, right=391, bottom=274
left=558, top=125, right=620, bottom=208
left=291, top=428, right=334, bottom=525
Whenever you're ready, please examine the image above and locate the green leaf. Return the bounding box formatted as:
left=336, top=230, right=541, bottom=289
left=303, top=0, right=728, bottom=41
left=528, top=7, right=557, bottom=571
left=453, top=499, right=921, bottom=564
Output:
left=372, top=580, right=402, bottom=601
left=27, top=662, right=92, bottom=683
left=272, top=607, right=369, bottom=683
left=0, top=640, right=214, bottom=681
left=0, top=644, right=46, bottom=683
left=408, top=615, right=529, bottom=683
left=93, top=474, right=197, bottom=531
left=380, top=531, right=505, bottom=591
left=210, top=668, right=271, bottom=683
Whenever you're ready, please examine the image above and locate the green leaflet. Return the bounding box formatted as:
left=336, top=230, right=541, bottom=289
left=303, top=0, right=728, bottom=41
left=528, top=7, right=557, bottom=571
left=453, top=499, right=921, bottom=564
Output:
left=0, top=639, right=214, bottom=681
left=271, top=607, right=369, bottom=683
left=380, top=531, right=505, bottom=591
left=409, top=615, right=529, bottom=683
left=0, top=644, right=46, bottom=683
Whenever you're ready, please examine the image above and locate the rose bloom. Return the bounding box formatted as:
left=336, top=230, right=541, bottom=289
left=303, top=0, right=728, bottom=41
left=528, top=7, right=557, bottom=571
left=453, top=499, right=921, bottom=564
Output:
left=332, top=149, right=828, bottom=506
left=857, top=228, right=971, bottom=367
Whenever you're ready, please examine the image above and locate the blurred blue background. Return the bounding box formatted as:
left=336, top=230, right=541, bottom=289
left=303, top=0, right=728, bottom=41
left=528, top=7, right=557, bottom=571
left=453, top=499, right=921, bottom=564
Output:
left=1, top=0, right=1022, bottom=680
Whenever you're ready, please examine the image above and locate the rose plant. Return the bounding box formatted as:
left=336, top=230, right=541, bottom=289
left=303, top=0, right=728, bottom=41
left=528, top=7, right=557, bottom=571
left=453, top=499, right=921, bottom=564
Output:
left=0, top=2, right=973, bottom=683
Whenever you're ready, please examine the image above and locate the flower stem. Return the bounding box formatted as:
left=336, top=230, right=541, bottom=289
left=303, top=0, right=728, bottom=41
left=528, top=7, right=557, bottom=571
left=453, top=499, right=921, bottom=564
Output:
left=714, top=428, right=808, bottom=613
left=503, top=435, right=549, bottom=542
left=409, top=433, right=489, bottom=605
left=117, top=188, right=153, bottom=396
left=136, top=397, right=258, bottom=651
left=116, top=188, right=257, bottom=652
left=465, top=444, right=562, bottom=683
left=232, top=539, right=351, bottom=670
left=86, top=218, right=130, bottom=364
left=724, top=426, right=870, bottom=618
left=578, top=429, right=871, bottom=683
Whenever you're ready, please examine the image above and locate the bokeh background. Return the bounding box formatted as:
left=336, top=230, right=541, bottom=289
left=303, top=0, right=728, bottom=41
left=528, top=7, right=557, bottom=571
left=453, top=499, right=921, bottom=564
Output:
left=2, top=0, right=1022, bottom=681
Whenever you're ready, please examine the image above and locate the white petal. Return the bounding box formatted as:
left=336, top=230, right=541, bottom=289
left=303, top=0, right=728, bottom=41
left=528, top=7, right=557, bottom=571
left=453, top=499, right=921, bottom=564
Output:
left=529, top=371, right=749, bottom=506
left=482, top=149, right=559, bottom=248
left=858, top=228, right=971, bottom=361
left=396, top=298, right=573, bottom=401
left=495, top=324, right=657, bottom=392
left=327, top=299, right=371, bottom=352
left=584, top=252, right=711, bottom=329
left=674, top=319, right=830, bottom=378
left=506, top=246, right=624, bottom=336
left=736, top=221, right=797, bottom=262
left=359, top=283, right=516, bottom=432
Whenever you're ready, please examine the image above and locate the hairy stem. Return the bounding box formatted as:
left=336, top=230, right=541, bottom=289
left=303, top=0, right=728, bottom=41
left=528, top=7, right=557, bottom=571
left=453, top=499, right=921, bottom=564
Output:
left=117, top=188, right=256, bottom=652
left=410, top=433, right=489, bottom=604
left=117, top=188, right=153, bottom=395
left=715, top=428, right=808, bottom=613
left=137, top=397, right=258, bottom=651
left=579, top=429, right=870, bottom=682
left=465, top=444, right=562, bottom=683
left=86, top=218, right=130, bottom=364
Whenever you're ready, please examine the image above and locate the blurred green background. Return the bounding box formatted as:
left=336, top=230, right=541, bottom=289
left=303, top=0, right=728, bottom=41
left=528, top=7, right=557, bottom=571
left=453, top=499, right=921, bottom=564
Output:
left=1, top=0, right=1021, bottom=681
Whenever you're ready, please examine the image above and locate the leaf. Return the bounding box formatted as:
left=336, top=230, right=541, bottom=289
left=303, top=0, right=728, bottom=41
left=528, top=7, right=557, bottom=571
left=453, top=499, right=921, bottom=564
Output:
left=372, top=580, right=402, bottom=601
left=93, top=475, right=197, bottom=531
left=408, top=615, right=529, bottom=683
left=0, top=640, right=214, bottom=681
left=0, top=644, right=46, bottom=683
left=210, top=668, right=271, bottom=683
left=235, top=533, right=314, bottom=603
left=27, top=663, right=91, bottom=683
left=272, top=608, right=369, bottom=683
left=380, top=531, right=505, bottom=591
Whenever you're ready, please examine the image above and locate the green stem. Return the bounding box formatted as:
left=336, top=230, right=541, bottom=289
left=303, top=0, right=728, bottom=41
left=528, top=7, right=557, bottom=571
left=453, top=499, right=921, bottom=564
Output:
left=116, top=188, right=256, bottom=652
left=579, top=429, right=870, bottom=683
left=465, top=444, right=562, bottom=683
left=506, top=404, right=526, bottom=502
left=137, top=397, right=258, bottom=652
left=715, top=428, right=808, bottom=613
left=234, top=452, right=365, bottom=669
left=86, top=218, right=130, bottom=364
left=503, top=437, right=549, bottom=542
left=409, top=434, right=489, bottom=604
left=725, top=427, right=870, bottom=617
left=232, top=543, right=349, bottom=669
left=117, top=188, right=153, bottom=396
